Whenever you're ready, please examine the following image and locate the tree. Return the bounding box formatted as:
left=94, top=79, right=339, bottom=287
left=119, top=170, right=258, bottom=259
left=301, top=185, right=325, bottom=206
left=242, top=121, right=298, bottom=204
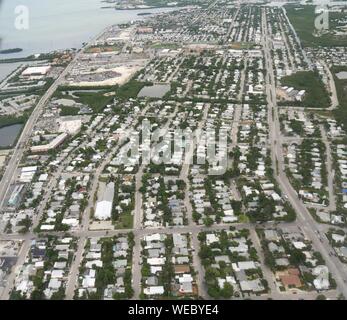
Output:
left=199, top=245, right=213, bottom=260
left=220, top=282, right=233, bottom=299
left=51, top=288, right=65, bottom=300
left=30, top=289, right=44, bottom=300
left=205, top=267, right=219, bottom=283
left=264, top=250, right=276, bottom=270
left=289, top=248, right=306, bottom=265
left=193, top=211, right=201, bottom=222
left=10, top=290, right=25, bottom=300
left=198, top=232, right=206, bottom=242
left=203, top=217, right=213, bottom=227
left=207, top=285, right=221, bottom=299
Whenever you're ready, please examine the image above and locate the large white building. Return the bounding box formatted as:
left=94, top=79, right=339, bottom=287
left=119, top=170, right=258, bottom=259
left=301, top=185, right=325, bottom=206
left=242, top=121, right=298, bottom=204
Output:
left=21, top=65, right=51, bottom=77
left=94, top=182, right=115, bottom=220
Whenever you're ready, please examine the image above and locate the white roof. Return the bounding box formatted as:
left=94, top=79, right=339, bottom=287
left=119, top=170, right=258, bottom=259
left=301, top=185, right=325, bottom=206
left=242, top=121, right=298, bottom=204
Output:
left=86, top=260, right=103, bottom=268
left=224, top=209, right=234, bottom=216
left=62, top=218, right=79, bottom=226
left=82, top=277, right=95, bottom=288
left=21, top=166, right=37, bottom=173
left=206, top=234, right=219, bottom=245
left=144, top=233, right=162, bottom=242
left=292, top=241, right=306, bottom=250
left=35, top=261, right=44, bottom=268
left=147, top=257, right=166, bottom=266
left=94, top=200, right=112, bottom=220
left=40, top=225, right=55, bottom=231
left=232, top=261, right=257, bottom=271
left=51, top=270, right=64, bottom=279
left=48, top=279, right=62, bottom=289
left=178, top=274, right=193, bottom=283
left=144, top=286, right=164, bottom=295
left=222, top=216, right=238, bottom=223
left=22, top=65, right=51, bottom=76
left=38, top=174, right=49, bottom=181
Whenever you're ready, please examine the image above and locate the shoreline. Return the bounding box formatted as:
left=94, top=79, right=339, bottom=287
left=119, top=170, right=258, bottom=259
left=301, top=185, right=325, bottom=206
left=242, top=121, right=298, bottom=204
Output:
left=0, top=6, right=178, bottom=66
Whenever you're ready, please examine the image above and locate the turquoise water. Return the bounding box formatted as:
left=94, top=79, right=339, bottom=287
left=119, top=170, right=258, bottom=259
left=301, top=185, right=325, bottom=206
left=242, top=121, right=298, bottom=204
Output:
left=0, top=0, right=175, bottom=59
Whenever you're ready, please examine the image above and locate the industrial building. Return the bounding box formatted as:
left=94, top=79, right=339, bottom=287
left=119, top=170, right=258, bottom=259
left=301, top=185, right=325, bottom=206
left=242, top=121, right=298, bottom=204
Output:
left=30, top=133, right=68, bottom=153
left=94, top=182, right=115, bottom=220
left=21, top=66, right=51, bottom=77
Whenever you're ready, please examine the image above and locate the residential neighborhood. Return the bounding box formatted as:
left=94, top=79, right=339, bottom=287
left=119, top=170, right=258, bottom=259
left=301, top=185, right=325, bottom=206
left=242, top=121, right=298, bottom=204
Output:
left=0, top=0, right=347, bottom=302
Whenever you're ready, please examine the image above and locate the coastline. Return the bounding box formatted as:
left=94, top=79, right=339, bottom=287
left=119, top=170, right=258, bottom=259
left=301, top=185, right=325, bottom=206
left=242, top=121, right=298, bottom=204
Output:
left=0, top=6, right=177, bottom=80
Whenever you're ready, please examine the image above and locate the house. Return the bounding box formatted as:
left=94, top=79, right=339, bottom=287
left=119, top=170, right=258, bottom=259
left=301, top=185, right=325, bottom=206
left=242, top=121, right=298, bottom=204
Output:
left=51, top=270, right=64, bottom=279
left=144, top=286, right=165, bottom=295
left=277, top=268, right=302, bottom=289
left=147, top=258, right=166, bottom=266
left=313, top=265, right=330, bottom=290
left=178, top=274, right=193, bottom=294
left=174, top=265, right=190, bottom=274
left=48, top=279, right=61, bottom=290
left=206, top=233, right=219, bottom=245
left=146, top=276, right=159, bottom=286
left=232, top=261, right=257, bottom=271
left=240, top=279, right=264, bottom=292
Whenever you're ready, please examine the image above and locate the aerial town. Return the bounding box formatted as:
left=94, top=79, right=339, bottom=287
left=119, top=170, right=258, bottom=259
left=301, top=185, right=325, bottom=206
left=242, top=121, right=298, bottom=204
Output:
left=0, top=0, right=347, bottom=301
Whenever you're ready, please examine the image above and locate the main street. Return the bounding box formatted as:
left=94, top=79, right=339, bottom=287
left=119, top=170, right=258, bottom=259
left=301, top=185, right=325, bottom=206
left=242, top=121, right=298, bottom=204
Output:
left=262, top=8, right=347, bottom=298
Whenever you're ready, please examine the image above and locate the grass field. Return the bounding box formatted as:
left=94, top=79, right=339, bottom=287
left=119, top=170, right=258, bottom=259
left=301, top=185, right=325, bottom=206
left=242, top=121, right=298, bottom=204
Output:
left=55, top=79, right=151, bottom=113
left=59, top=106, right=79, bottom=116
left=55, top=88, right=114, bottom=113
left=281, top=71, right=331, bottom=108
left=75, top=92, right=113, bottom=113
left=285, top=5, right=347, bottom=47
left=115, top=80, right=152, bottom=100
left=114, top=213, right=133, bottom=229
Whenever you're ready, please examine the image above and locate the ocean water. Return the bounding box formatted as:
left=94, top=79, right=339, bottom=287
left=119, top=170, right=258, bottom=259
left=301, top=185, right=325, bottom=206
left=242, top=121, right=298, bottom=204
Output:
left=0, top=0, right=175, bottom=58
left=0, top=0, right=177, bottom=80
left=0, top=61, right=23, bottom=81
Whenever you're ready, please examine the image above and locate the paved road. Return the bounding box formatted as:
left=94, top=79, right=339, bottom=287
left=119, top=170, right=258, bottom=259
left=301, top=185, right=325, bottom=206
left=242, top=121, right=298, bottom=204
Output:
left=179, top=104, right=210, bottom=299
left=320, top=60, right=339, bottom=110
left=0, top=240, right=30, bottom=300
left=262, top=8, right=347, bottom=298
left=276, top=11, right=296, bottom=72
left=230, top=57, right=247, bottom=151
left=249, top=229, right=278, bottom=295
left=65, top=237, right=86, bottom=299
left=0, top=60, right=74, bottom=210
left=320, top=125, right=336, bottom=212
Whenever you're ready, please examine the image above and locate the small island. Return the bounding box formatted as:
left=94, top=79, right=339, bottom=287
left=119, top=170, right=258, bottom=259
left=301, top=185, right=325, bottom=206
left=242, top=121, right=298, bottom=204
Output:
left=0, top=48, right=23, bottom=54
